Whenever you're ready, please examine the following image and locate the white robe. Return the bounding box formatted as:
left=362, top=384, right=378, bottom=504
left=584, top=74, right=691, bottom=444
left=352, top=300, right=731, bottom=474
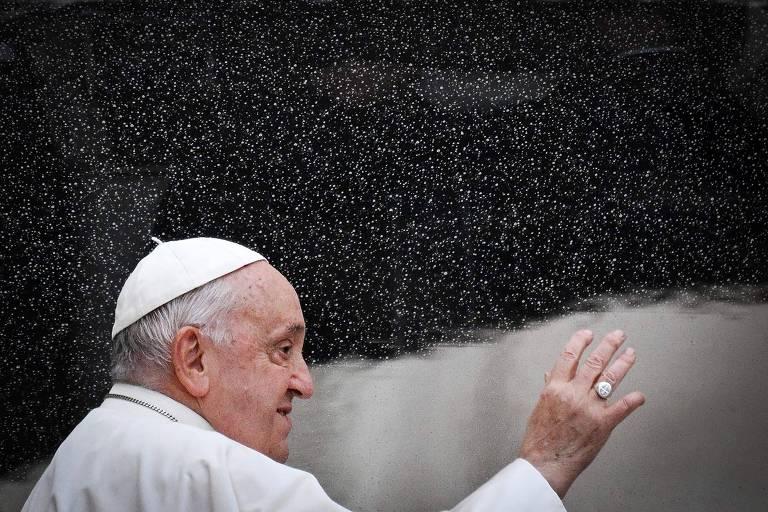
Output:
left=22, top=383, right=565, bottom=511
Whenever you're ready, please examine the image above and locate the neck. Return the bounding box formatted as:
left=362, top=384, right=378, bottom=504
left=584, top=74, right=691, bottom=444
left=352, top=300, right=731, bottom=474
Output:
left=122, top=372, right=206, bottom=420
left=155, top=378, right=207, bottom=419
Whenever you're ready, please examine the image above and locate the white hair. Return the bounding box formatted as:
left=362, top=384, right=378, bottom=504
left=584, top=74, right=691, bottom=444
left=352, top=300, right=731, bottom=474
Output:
left=110, top=276, right=240, bottom=385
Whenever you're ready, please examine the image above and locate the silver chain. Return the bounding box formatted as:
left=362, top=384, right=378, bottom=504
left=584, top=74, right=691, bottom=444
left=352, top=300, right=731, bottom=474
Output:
left=105, top=393, right=179, bottom=422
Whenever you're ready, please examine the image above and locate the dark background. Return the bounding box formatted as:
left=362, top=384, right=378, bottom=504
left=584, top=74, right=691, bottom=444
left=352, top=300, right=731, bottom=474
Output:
left=1, top=0, right=766, bottom=482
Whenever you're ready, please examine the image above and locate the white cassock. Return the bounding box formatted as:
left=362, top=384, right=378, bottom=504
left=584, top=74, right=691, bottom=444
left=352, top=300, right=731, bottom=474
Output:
left=23, top=383, right=566, bottom=512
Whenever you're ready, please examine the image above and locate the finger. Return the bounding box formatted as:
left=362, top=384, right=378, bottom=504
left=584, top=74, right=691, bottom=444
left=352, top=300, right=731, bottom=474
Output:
left=594, top=347, right=636, bottom=393
left=575, top=330, right=626, bottom=387
left=606, top=391, right=646, bottom=426
left=550, top=330, right=594, bottom=382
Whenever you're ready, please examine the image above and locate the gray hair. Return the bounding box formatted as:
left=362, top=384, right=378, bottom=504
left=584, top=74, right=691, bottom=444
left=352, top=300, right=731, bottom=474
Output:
left=110, top=276, right=240, bottom=385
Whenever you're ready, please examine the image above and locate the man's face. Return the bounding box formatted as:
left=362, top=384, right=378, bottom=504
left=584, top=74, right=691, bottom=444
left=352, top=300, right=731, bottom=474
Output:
left=202, top=262, right=314, bottom=462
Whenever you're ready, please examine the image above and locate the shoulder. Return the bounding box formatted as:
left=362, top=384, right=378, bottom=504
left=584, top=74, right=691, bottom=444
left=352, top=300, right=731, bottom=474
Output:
left=32, top=405, right=335, bottom=511
left=69, top=405, right=272, bottom=468
left=74, top=405, right=320, bottom=482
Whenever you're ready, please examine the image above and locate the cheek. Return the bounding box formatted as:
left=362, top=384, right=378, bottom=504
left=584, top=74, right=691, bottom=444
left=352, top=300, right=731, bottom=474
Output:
left=230, top=372, right=276, bottom=412
left=214, top=365, right=260, bottom=415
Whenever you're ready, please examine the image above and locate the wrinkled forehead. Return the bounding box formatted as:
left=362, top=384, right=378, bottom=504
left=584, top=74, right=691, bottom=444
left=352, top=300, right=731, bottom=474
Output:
left=226, top=261, right=304, bottom=323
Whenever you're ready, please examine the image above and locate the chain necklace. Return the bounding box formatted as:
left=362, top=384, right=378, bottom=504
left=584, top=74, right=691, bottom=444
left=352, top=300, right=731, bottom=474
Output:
left=105, top=393, right=179, bottom=422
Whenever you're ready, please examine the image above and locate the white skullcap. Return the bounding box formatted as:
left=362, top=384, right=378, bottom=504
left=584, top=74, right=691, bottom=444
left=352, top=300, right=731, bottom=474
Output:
left=112, top=237, right=267, bottom=338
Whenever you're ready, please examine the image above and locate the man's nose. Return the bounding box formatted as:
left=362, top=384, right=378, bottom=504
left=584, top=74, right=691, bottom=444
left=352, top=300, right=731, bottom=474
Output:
left=290, top=357, right=314, bottom=399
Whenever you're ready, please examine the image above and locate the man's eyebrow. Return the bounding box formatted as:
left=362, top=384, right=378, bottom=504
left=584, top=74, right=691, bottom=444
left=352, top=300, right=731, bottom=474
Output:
left=287, top=322, right=306, bottom=334
left=269, top=322, right=305, bottom=343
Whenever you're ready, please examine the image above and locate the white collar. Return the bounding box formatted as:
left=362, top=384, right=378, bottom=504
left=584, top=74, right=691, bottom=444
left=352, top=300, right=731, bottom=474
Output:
left=104, top=382, right=214, bottom=431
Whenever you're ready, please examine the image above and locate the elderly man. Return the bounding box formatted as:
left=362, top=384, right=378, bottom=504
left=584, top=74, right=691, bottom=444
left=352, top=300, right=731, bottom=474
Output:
left=23, top=237, right=644, bottom=511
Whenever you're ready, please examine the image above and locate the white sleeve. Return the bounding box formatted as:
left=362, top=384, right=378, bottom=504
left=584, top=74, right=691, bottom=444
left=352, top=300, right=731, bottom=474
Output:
left=447, top=458, right=566, bottom=512
left=226, top=444, right=563, bottom=512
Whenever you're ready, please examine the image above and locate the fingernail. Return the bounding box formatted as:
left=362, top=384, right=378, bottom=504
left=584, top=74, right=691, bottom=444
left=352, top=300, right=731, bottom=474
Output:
left=625, top=347, right=635, bottom=356
left=581, top=329, right=593, bottom=337
left=613, top=329, right=625, bottom=339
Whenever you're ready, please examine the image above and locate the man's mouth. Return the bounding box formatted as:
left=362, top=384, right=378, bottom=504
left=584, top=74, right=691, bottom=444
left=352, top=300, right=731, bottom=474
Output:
left=277, top=406, right=293, bottom=431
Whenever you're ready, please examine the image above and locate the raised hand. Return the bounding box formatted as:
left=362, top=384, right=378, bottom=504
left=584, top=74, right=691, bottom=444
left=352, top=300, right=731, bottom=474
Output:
left=519, top=329, right=646, bottom=497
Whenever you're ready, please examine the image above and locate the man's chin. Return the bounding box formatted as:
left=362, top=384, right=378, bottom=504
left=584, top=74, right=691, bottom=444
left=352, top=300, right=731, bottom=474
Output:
left=269, top=444, right=289, bottom=463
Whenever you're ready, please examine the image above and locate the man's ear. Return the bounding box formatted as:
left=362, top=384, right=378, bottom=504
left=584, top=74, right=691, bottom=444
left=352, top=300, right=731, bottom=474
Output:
left=171, top=326, right=211, bottom=398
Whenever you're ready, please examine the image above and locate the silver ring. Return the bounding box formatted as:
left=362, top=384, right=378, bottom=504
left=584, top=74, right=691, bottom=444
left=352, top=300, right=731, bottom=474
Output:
left=595, top=381, right=612, bottom=399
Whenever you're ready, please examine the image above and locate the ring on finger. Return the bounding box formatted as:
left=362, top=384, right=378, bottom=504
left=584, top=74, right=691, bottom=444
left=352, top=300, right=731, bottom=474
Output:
left=594, top=380, right=612, bottom=399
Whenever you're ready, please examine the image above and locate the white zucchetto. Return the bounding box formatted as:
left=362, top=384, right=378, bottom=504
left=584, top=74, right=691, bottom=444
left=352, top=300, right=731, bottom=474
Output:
left=112, top=237, right=266, bottom=338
